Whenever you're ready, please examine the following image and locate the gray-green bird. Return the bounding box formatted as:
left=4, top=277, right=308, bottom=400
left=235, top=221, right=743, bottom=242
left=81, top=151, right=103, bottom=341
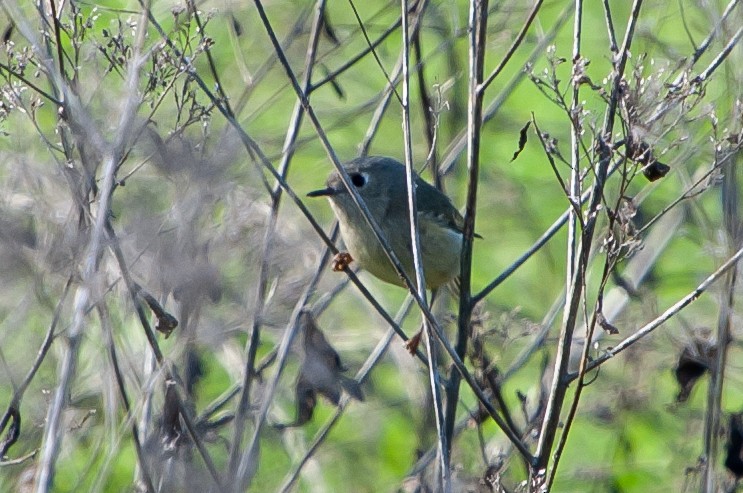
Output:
left=308, top=156, right=470, bottom=289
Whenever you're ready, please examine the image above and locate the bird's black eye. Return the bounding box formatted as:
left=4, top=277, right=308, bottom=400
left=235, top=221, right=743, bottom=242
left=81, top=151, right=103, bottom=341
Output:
left=350, top=173, right=366, bottom=187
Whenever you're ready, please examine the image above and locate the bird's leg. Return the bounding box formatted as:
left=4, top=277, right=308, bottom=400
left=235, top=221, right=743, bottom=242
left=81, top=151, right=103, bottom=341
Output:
left=331, top=252, right=354, bottom=272
left=404, top=289, right=440, bottom=355
left=404, top=328, right=423, bottom=355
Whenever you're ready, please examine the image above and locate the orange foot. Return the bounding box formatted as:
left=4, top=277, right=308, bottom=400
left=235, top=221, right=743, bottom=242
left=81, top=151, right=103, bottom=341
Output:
left=404, top=329, right=423, bottom=355
left=332, top=252, right=354, bottom=272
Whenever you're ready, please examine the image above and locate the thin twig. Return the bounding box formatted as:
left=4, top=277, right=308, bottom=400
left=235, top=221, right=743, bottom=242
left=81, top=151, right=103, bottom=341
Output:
left=96, top=303, right=156, bottom=493
left=702, top=142, right=738, bottom=491
left=235, top=220, right=338, bottom=490
left=691, top=0, right=741, bottom=64
left=479, top=0, right=544, bottom=93
left=398, top=0, right=447, bottom=489
left=346, top=0, right=402, bottom=105
left=444, top=0, right=490, bottom=481
left=541, top=1, right=585, bottom=484
left=579, top=245, right=743, bottom=375
left=105, top=221, right=226, bottom=490
left=310, top=16, right=403, bottom=92
left=438, top=4, right=572, bottom=177
left=228, top=0, right=329, bottom=481
left=693, top=25, right=743, bottom=84
left=0, top=276, right=71, bottom=452
left=533, top=0, right=645, bottom=477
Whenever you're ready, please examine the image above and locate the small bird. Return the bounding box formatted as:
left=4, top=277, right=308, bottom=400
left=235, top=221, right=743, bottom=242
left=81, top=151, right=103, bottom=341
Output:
left=308, top=156, right=470, bottom=290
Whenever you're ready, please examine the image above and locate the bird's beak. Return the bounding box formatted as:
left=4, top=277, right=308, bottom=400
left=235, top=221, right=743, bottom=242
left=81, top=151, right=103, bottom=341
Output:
left=307, top=187, right=337, bottom=198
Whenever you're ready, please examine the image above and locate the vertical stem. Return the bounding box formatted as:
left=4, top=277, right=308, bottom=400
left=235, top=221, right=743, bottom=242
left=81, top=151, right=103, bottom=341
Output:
left=399, top=1, right=449, bottom=490
left=702, top=150, right=739, bottom=490
left=229, top=0, right=327, bottom=484
left=445, top=0, right=488, bottom=478
left=533, top=0, right=644, bottom=484
left=567, top=0, right=583, bottom=296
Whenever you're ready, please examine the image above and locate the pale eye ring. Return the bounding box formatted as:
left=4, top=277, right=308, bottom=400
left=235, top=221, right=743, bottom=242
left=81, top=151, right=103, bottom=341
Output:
left=350, top=172, right=367, bottom=187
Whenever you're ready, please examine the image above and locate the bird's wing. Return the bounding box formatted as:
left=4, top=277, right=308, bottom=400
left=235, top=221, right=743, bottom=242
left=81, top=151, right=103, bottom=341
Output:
left=415, top=177, right=469, bottom=235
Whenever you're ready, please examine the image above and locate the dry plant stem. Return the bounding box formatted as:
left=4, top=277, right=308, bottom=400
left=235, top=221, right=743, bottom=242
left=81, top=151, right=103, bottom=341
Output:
left=443, top=0, right=488, bottom=474
left=235, top=226, right=339, bottom=490
left=546, top=281, right=602, bottom=489
left=31, top=1, right=151, bottom=488
left=545, top=5, right=589, bottom=481
left=473, top=179, right=596, bottom=305
left=348, top=0, right=403, bottom=104
left=3, top=1, right=106, bottom=159
left=46, top=0, right=66, bottom=80
left=580, top=245, right=743, bottom=376
left=691, top=0, right=740, bottom=63
left=694, top=26, right=743, bottom=83
left=230, top=5, right=313, bottom=116
left=435, top=9, right=575, bottom=306
left=278, top=297, right=415, bottom=493
left=109, top=6, right=224, bottom=486
left=96, top=304, right=156, bottom=493
left=439, top=4, right=572, bottom=176
left=413, top=32, right=437, bottom=174
left=601, top=0, right=619, bottom=53
left=103, top=223, right=225, bottom=490
left=359, top=54, right=403, bottom=157
left=408, top=409, right=488, bottom=478
left=0, top=450, right=37, bottom=467
left=637, top=153, right=737, bottom=236
left=355, top=4, right=427, bottom=156
left=703, top=267, right=735, bottom=490
left=0, top=60, right=60, bottom=104
left=0, top=276, right=71, bottom=449
left=35, top=136, right=115, bottom=493
left=138, top=1, right=328, bottom=242
left=533, top=0, right=645, bottom=478
left=567, top=0, right=583, bottom=288
left=503, top=287, right=564, bottom=380
left=185, top=0, right=234, bottom=117
left=398, top=0, right=448, bottom=489
left=248, top=0, right=530, bottom=459
left=504, top=170, right=682, bottom=383
left=479, top=0, right=544, bottom=93
left=645, top=7, right=742, bottom=126
left=702, top=151, right=739, bottom=490
left=551, top=185, right=636, bottom=487
left=310, top=16, right=403, bottom=92
left=228, top=0, right=328, bottom=480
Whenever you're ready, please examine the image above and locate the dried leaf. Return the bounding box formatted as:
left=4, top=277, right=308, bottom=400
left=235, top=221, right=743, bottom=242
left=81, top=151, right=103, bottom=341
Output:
left=626, top=136, right=670, bottom=182
left=725, top=412, right=743, bottom=478
left=137, top=285, right=179, bottom=338
left=0, top=405, right=20, bottom=457
left=510, top=121, right=531, bottom=162
left=597, top=312, right=620, bottom=335
left=230, top=14, right=243, bottom=36
left=2, top=23, right=13, bottom=44
left=674, top=331, right=716, bottom=402
left=283, top=311, right=363, bottom=427
left=161, top=380, right=182, bottom=453
left=321, top=10, right=340, bottom=45
left=642, top=161, right=670, bottom=182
